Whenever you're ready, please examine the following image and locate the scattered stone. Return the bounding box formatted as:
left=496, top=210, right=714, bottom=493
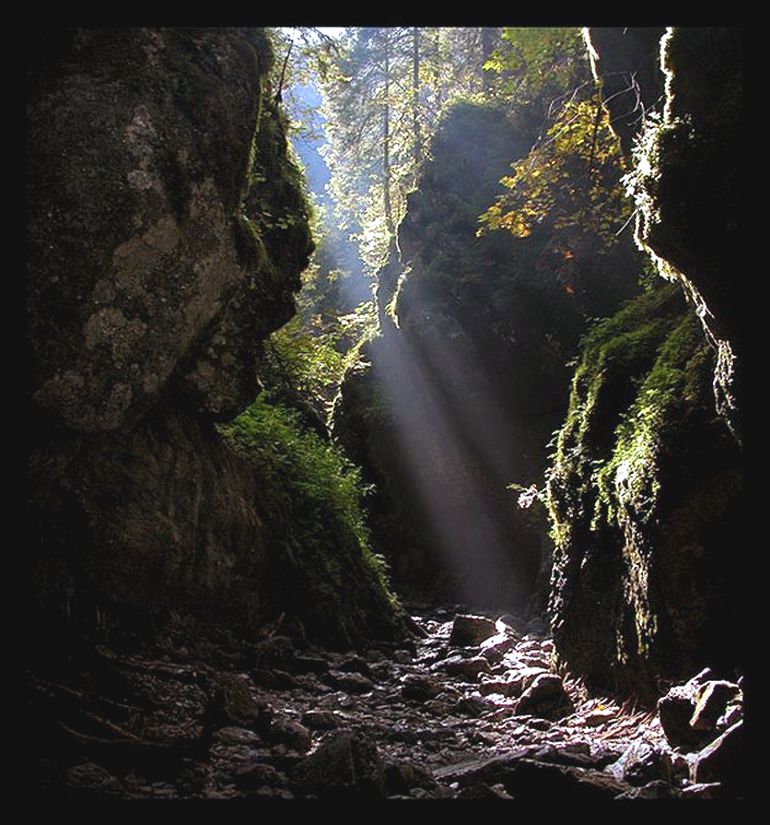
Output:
left=479, top=634, right=516, bottom=662
left=457, top=783, right=514, bottom=799
left=214, top=672, right=263, bottom=723
left=681, top=782, right=726, bottom=799
left=497, top=613, right=529, bottom=636
left=65, top=762, right=124, bottom=797
left=505, top=666, right=550, bottom=695
left=290, top=732, right=386, bottom=798
left=608, top=740, right=672, bottom=786
left=329, top=671, right=375, bottom=694
left=337, top=655, right=373, bottom=678
left=301, top=710, right=342, bottom=730
left=478, top=679, right=514, bottom=697
left=657, top=668, right=715, bottom=751
left=450, top=614, right=498, bottom=646
left=522, top=716, right=553, bottom=731
left=213, top=727, right=262, bottom=747
left=616, top=780, right=681, bottom=800
left=235, top=763, right=289, bottom=792
left=385, top=761, right=439, bottom=796
left=291, top=655, right=330, bottom=675
left=252, top=668, right=299, bottom=691
left=690, top=680, right=741, bottom=731
left=400, top=673, right=443, bottom=702
left=515, top=673, right=575, bottom=721
left=370, top=663, right=398, bottom=684
left=267, top=717, right=312, bottom=753
left=455, top=696, right=489, bottom=717
left=436, top=655, right=493, bottom=681
left=393, top=650, right=413, bottom=664
left=692, top=720, right=744, bottom=792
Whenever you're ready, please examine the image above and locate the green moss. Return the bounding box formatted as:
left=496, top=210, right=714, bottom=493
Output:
left=546, top=276, right=742, bottom=697
left=219, top=393, right=402, bottom=647
left=546, top=283, right=686, bottom=551
left=597, top=311, right=705, bottom=527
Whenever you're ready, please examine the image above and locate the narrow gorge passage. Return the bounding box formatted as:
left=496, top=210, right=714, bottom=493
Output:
left=26, top=26, right=745, bottom=801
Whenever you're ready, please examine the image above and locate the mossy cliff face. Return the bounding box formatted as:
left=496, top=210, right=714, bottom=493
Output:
left=547, top=28, right=743, bottom=698
left=590, top=27, right=743, bottom=441
left=547, top=285, right=742, bottom=699
left=334, top=103, right=640, bottom=610
left=27, top=28, right=403, bottom=653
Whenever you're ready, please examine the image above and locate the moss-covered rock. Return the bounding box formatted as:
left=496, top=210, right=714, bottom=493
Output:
left=27, top=28, right=312, bottom=429
left=626, top=28, right=742, bottom=441
left=546, top=284, right=743, bottom=700
left=26, top=28, right=402, bottom=656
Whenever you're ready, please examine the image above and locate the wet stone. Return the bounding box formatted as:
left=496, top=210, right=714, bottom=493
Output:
left=690, top=680, right=741, bottom=732
left=65, top=762, right=124, bottom=797
left=435, top=655, right=492, bottom=681
left=608, top=740, right=673, bottom=786
left=290, top=732, right=386, bottom=799
left=657, top=668, right=715, bottom=751
left=235, top=763, right=289, bottom=792
left=337, top=655, right=373, bottom=678
left=301, top=710, right=342, bottom=730
left=329, top=671, right=375, bottom=694
left=515, top=673, right=575, bottom=721
left=267, top=717, right=312, bottom=753
left=213, top=727, right=262, bottom=747
left=252, top=668, right=299, bottom=691
left=400, top=673, right=443, bottom=702
left=450, top=614, right=498, bottom=646
left=691, top=720, right=744, bottom=792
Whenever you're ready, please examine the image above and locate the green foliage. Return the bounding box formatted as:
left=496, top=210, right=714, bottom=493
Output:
left=484, top=27, right=585, bottom=100
left=479, top=93, right=632, bottom=245
left=219, top=392, right=395, bottom=604
left=262, top=294, right=377, bottom=422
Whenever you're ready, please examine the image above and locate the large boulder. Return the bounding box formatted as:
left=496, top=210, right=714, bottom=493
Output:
left=26, top=28, right=404, bottom=655
left=28, top=29, right=311, bottom=430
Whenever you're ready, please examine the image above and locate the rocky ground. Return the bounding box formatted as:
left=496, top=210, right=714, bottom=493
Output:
left=26, top=604, right=744, bottom=800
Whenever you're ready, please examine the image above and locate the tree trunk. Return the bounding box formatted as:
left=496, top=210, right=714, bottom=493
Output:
left=383, top=34, right=395, bottom=239
left=412, top=27, right=422, bottom=174
left=481, top=27, right=498, bottom=96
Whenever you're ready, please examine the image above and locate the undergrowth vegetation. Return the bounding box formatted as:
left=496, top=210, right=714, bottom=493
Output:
left=219, top=392, right=400, bottom=645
